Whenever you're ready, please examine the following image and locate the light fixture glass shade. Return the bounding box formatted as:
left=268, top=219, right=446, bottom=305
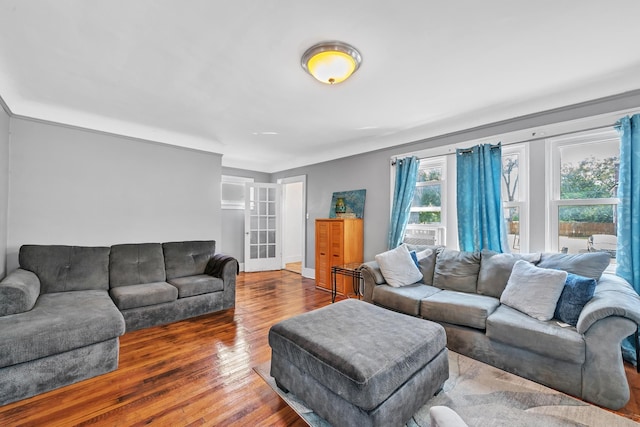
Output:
left=302, top=41, right=362, bottom=84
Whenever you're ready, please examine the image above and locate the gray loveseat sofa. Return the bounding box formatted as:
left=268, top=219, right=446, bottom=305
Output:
left=361, top=246, right=640, bottom=410
left=0, top=240, right=237, bottom=406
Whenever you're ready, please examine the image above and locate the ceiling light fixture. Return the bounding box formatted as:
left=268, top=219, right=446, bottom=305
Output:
left=301, top=41, right=362, bottom=85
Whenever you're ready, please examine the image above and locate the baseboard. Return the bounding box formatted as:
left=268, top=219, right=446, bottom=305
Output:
left=302, top=267, right=315, bottom=279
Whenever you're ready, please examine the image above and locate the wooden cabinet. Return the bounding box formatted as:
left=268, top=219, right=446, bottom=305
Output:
left=315, top=218, right=364, bottom=295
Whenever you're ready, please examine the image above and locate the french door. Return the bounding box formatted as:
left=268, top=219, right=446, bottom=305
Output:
left=244, top=183, right=282, bottom=272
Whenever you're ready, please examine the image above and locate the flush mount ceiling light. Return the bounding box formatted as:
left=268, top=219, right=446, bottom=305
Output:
left=301, top=41, right=362, bottom=85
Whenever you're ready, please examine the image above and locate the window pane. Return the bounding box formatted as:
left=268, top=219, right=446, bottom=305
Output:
left=407, top=211, right=441, bottom=225
left=417, top=166, right=442, bottom=182
left=559, top=141, right=619, bottom=200
left=557, top=204, right=617, bottom=257
left=412, top=183, right=441, bottom=208
left=504, top=207, right=520, bottom=253
left=501, top=153, right=519, bottom=202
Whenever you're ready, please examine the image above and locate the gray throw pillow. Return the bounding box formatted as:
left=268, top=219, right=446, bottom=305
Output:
left=501, top=260, right=568, bottom=321
left=477, top=250, right=541, bottom=298
left=375, top=244, right=423, bottom=287
left=537, top=252, right=610, bottom=280
left=433, top=249, right=481, bottom=293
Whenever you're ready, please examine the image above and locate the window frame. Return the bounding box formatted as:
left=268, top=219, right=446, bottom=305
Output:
left=547, top=128, right=620, bottom=253
left=501, top=143, right=529, bottom=252
left=403, top=156, right=448, bottom=246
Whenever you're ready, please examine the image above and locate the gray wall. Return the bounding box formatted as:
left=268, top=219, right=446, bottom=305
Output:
left=6, top=118, right=222, bottom=271
left=272, top=90, right=640, bottom=270
left=0, top=106, right=9, bottom=279
left=220, top=166, right=270, bottom=266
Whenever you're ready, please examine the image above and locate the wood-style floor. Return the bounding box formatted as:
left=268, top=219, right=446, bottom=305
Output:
left=0, top=270, right=638, bottom=426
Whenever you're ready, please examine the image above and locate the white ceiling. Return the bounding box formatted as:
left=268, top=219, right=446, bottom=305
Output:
left=1, top=1, right=640, bottom=173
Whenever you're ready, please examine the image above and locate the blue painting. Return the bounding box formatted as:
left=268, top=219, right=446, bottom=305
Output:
left=329, top=189, right=366, bottom=219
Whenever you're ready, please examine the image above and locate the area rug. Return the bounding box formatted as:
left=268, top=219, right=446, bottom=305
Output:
left=254, top=352, right=638, bottom=427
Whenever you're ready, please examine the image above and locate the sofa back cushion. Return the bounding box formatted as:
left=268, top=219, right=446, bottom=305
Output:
left=477, top=250, right=541, bottom=298
left=163, top=240, right=216, bottom=279
left=537, top=252, right=610, bottom=280
left=109, top=243, right=166, bottom=288
left=19, top=245, right=110, bottom=293
left=432, top=249, right=481, bottom=293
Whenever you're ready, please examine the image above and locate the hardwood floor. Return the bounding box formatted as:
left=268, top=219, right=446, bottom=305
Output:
left=0, top=270, right=638, bottom=426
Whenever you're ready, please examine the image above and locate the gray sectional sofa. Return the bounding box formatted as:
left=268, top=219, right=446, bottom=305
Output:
left=361, top=245, right=640, bottom=410
left=0, top=240, right=237, bottom=406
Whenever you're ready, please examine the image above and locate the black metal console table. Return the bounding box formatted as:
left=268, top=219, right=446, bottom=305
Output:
left=331, top=263, right=363, bottom=303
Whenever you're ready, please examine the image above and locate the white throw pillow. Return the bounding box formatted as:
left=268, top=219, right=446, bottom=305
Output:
left=500, top=260, right=568, bottom=321
left=375, top=244, right=423, bottom=287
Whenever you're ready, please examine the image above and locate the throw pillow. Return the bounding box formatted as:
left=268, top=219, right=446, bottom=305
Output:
left=433, top=249, right=481, bottom=293
left=554, top=273, right=597, bottom=326
left=477, top=250, right=541, bottom=298
left=500, top=260, right=568, bottom=321
left=537, top=252, right=610, bottom=280
left=404, top=244, right=440, bottom=285
left=375, top=245, right=423, bottom=287
left=409, top=250, right=419, bottom=269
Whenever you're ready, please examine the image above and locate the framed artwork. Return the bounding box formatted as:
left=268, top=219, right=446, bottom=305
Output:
left=329, top=189, right=366, bottom=218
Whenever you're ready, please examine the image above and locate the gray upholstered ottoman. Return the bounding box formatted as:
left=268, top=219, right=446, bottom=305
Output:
left=269, top=299, right=448, bottom=427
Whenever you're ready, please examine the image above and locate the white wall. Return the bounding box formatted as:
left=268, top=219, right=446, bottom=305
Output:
left=0, top=107, right=9, bottom=279
left=282, top=181, right=303, bottom=264
left=7, top=118, right=222, bottom=271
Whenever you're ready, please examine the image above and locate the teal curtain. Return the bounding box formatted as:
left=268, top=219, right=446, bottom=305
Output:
left=388, top=156, right=419, bottom=249
left=456, top=143, right=509, bottom=252
left=616, top=114, right=640, bottom=366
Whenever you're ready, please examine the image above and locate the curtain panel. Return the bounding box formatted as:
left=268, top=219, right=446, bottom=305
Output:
left=388, top=156, right=419, bottom=249
left=456, top=143, right=509, bottom=253
left=616, top=114, right=640, bottom=365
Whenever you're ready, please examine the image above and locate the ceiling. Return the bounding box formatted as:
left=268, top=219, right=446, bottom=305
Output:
left=1, top=1, right=640, bottom=173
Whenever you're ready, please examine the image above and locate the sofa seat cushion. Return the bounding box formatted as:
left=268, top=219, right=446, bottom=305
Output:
left=421, top=290, right=499, bottom=330
left=486, top=305, right=585, bottom=364
left=0, top=290, right=125, bottom=368
left=169, top=274, right=223, bottom=298
left=109, top=282, right=178, bottom=310
left=373, top=283, right=442, bottom=316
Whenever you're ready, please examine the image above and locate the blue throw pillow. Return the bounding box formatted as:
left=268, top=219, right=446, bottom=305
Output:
left=554, top=272, right=597, bottom=326
left=409, top=250, right=420, bottom=268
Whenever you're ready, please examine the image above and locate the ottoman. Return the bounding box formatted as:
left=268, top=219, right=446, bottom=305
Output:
left=269, top=299, right=448, bottom=427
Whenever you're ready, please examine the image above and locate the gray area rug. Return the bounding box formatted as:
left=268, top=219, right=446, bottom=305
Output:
left=254, top=352, right=639, bottom=427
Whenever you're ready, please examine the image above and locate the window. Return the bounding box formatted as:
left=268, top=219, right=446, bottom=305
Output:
left=549, top=129, right=619, bottom=259
left=221, top=175, right=254, bottom=209
left=403, top=157, right=447, bottom=246
left=501, top=144, right=527, bottom=252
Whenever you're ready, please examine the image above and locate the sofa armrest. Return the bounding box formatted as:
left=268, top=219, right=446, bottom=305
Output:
left=360, top=261, right=386, bottom=303
left=576, top=273, right=640, bottom=335
left=0, top=269, right=41, bottom=316
left=205, top=254, right=238, bottom=310
left=205, top=254, right=239, bottom=279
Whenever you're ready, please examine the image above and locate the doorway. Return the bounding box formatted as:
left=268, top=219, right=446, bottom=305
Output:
left=279, top=176, right=306, bottom=274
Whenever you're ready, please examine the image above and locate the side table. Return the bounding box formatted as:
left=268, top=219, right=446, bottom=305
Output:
left=331, top=263, right=363, bottom=303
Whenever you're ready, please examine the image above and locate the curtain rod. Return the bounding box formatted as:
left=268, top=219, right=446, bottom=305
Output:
left=456, top=143, right=502, bottom=155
